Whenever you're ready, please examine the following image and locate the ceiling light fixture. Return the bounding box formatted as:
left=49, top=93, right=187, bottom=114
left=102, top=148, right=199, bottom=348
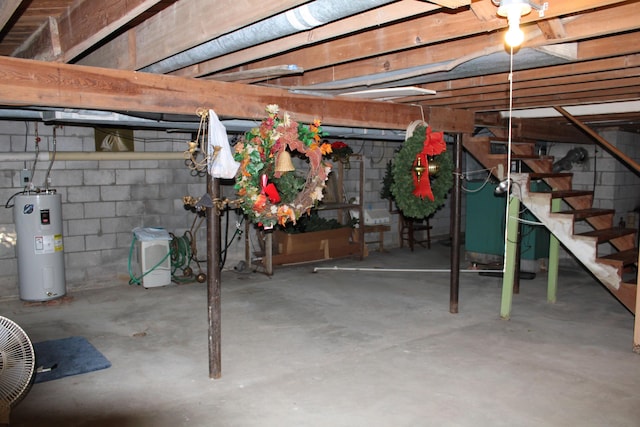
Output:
left=494, top=0, right=548, bottom=47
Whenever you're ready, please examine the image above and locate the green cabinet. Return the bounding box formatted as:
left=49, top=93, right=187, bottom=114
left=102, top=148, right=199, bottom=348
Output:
left=465, top=180, right=549, bottom=261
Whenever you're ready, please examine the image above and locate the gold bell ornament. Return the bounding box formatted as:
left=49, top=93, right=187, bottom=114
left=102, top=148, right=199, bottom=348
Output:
left=275, top=150, right=295, bottom=173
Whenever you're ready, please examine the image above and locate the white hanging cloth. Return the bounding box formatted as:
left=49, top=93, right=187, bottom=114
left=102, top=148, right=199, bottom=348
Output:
left=207, top=109, right=240, bottom=178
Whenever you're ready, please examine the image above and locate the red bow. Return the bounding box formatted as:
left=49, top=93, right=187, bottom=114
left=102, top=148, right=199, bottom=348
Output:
left=412, top=127, right=446, bottom=201
left=261, top=174, right=281, bottom=204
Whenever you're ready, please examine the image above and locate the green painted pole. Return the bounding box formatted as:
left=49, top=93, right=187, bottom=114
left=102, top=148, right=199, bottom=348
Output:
left=547, top=198, right=561, bottom=304
left=500, top=196, right=520, bottom=319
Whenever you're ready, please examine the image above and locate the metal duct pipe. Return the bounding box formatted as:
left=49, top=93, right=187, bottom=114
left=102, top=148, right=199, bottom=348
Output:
left=141, top=0, right=395, bottom=74
left=0, top=152, right=185, bottom=162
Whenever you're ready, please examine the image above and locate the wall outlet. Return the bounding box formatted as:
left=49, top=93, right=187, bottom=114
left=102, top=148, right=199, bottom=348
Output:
left=20, top=169, right=31, bottom=185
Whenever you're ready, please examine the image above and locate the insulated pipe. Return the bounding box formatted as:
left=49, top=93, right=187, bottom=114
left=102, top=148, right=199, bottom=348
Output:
left=141, top=0, right=395, bottom=74
left=313, top=267, right=503, bottom=274
left=43, top=129, right=57, bottom=190
left=0, top=152, right=185, bottom=162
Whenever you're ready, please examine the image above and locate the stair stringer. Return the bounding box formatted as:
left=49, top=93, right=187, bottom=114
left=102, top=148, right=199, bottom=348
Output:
left=511, top=173, right=621, bottom=292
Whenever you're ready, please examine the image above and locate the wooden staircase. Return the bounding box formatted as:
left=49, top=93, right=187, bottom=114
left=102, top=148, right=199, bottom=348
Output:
left=463, top=135, right=639, bottom=314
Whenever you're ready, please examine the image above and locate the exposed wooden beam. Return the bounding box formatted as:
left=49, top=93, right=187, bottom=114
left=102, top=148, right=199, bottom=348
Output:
left=429, top=83, right=640, bottom=111
left=426, top=0, right=470, bottom=9
left=425, top=50, right=640, bottom=95
left=14, top=0, right=164, bottom=62
left=537, top=18, right=567, bottom=40
left=213, top=6, right=503, bottom=82
left=554, top=106, right=640, bottom=174
left=512, top=118, right=592, bottom=143
left=418, top=51, right=640, bottom=110
left=210, top=65, right=304, bottom=83
left=0, top=56, right=474, bottom=132
left=427, top=68, right=640, bottom=106
left=0, top=0, right=23, bottom=33
left=78, top=0, right=308, bottom=70
left=171, top=1, right=441, bottom=78
left=470, top=0, right=497, bottom=21
left=270, top=3, right=640, bottom=90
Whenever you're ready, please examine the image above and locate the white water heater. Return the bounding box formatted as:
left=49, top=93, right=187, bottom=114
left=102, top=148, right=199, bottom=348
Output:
left=14, top=192, right=66, bottom=301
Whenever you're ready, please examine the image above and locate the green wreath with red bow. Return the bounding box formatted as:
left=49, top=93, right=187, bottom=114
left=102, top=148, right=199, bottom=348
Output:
left=390, top=125, right=453, bottom=218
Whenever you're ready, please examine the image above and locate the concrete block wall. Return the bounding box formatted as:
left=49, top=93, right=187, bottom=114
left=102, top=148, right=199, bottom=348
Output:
left=335, top=138, right=456, bottom=251
left=0, top=121, right=462, bottom=299
left=0, top=122, right=206, bottom=299
left=599, top=130, right=640, bottom=227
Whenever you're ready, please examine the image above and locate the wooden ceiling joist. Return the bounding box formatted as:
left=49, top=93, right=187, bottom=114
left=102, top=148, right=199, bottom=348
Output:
left=0, top=56, right=474, bottom=133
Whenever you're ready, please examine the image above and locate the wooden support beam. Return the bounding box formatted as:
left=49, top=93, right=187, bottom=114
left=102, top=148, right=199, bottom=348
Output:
left=14, top=1, right=163, bottom=62
left=554, top=106, right=640, bottom=174
left=512, top=118, right=592, bottom=144
left=426, top=0, right=470, bottom=9
left=0, top=56, right=474, bottom=132
left=0, top=0, right=23, bottom=32
left=537, top=18, right=567, bottom=40
left=79, top=0, right=309, bottom=70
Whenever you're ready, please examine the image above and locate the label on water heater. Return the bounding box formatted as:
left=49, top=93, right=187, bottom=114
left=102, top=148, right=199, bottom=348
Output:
left=34, top=234, right=64, bottom=254
left=40, top=209, right=50, bottom=225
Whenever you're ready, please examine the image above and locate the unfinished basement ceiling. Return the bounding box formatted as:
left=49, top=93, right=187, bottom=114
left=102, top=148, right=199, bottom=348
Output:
left=1, top=0, right=640, bottom=137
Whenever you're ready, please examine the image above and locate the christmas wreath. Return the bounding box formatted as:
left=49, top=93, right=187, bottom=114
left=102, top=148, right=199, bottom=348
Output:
left=234, top=104, right=333, bottom=229
left=390, top=124, right=453, bottom=218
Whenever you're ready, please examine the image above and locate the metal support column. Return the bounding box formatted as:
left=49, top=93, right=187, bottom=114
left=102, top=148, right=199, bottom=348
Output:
left=634, top=250, right=640, bottom=354
left=207, top=175, right=222, bottom=379
left=450, top=133, right=462, bottom=314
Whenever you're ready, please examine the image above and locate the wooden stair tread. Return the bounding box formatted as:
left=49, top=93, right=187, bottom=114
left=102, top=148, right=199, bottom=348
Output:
left=529, top=172, right=573, bottom=179
left=598, top=249, right=639, bottom=266
left=556, top=208, right=615, bottom=220
left=532, top=189, right=593, bottom=198
left=550, top=189, right=593, bottom=198
left=577, top=227, right=637, bottom=243
left=511, top=154, right=541, bottom=159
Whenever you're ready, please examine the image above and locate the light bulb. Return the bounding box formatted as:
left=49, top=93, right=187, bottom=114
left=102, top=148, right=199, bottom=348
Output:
left=505, top=25, right=525, bottom=47
left=504, top=7, right=525, bottom=47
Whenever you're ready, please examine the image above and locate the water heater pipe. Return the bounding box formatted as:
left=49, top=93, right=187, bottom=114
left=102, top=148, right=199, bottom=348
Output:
left=0, top=152, right=185, bottom=162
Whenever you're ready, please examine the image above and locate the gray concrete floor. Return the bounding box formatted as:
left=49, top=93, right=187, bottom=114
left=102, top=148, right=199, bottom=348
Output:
left=2, top=242, right=639, bottom=427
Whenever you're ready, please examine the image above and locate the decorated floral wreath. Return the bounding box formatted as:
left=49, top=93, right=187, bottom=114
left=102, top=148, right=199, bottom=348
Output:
left=233, top=105, right=333, bottom=229
left=390, top=124, right=453, bottom=218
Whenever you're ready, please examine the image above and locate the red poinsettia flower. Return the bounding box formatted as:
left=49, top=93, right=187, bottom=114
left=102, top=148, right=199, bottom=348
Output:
left=331, top=141, right=348, bottom=150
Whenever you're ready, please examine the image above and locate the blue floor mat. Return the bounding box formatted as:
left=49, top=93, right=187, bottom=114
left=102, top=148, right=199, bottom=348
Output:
left=33, top=336, right=111, bottom=383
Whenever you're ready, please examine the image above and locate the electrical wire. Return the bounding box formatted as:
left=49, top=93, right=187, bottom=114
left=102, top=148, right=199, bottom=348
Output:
left=502, top=44, right=516, bottom=275
left=4, top=191, right=26, bottom=209
left=368, top=142, right=386, bottom=165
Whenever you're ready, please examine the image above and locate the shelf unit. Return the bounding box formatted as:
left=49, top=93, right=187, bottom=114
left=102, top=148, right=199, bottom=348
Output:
left=259, top=154, right=365, bottom=273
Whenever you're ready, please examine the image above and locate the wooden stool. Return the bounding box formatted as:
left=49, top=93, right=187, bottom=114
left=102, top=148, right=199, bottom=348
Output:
left=399, top=214, right=432, bottom=251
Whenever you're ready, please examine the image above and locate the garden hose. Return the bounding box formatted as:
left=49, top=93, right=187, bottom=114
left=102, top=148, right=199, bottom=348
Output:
left=127, top=235, right=171, bottom=286
left=170, top=232, right=205, bottom=283
left=127, top=209, right=244, bottom=286
left=128, top=232, right=202, bottom=286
